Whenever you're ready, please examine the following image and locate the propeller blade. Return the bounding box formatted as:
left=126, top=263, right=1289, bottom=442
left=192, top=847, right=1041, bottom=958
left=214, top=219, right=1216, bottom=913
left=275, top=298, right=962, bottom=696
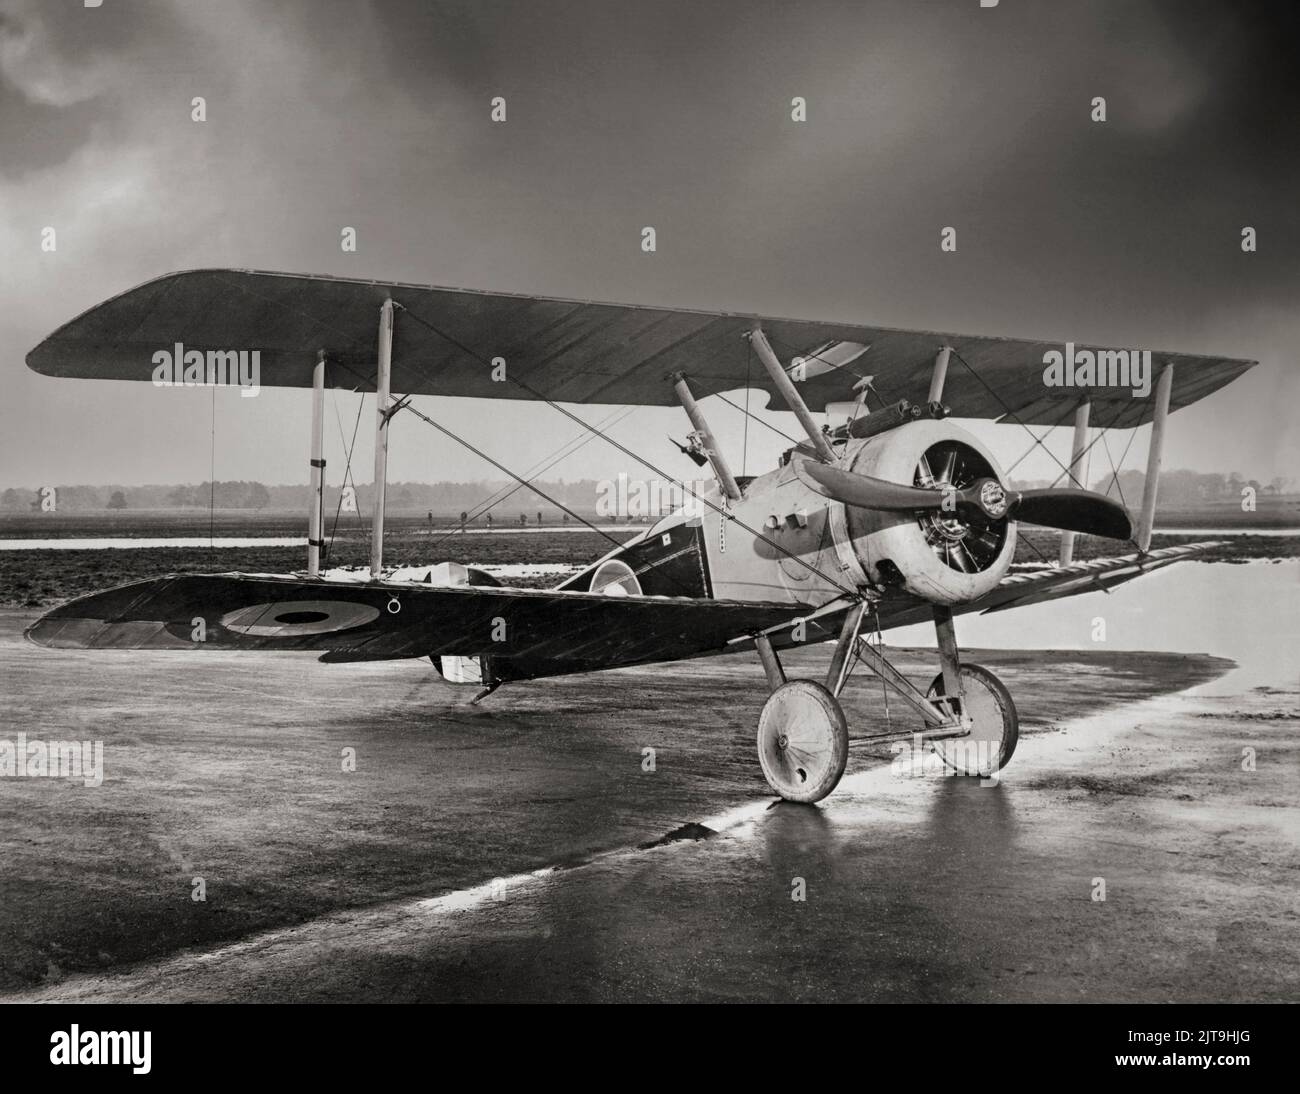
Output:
left=794, top=459, right=945, bottom=511
left=795, top=459, right=1131, bottom=540
left=1009, top=488, right=1132, bottom=539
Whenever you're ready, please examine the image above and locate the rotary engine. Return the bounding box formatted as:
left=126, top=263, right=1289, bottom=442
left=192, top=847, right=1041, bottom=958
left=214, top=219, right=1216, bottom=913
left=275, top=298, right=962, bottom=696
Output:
left=838, top=420, right=1017, bottom=605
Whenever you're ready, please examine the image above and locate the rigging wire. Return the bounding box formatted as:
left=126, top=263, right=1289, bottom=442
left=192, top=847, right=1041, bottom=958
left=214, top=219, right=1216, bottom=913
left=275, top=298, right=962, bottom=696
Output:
left=324, top=388, right=366, bottom=566
left=196, top=275, right=858, bottom=592
left=384, top=399, right=725, bottom=603
left=948, top=348, right=1092, bottom=490
left=384, top=398, right=629, bottom=555
left=316, top=357, right=636, bottom=566
left=213, top=274, right=1096, bottom=588
left=208, top=386, right=216, bottom=557
left=392, top=397, right=717, bottom=597
left=384, top=305, right=861, bottom=597
left=1001, top=400, right=1085, bottom=478
left=1014, top=400, right=1142, bottom=555
left=700, top=385, right=802, bottom=448
left=947, top=347, right=1150, bottom=557
left=1046, top=401, right=1142, bottom=552
left=1098, top=421, right=1141, bottom=517
left=308, top=371, right=705, bottom=597
left=414, top=402, right=637, bottom=561
left=1044, top=401, right=1125, bottom=489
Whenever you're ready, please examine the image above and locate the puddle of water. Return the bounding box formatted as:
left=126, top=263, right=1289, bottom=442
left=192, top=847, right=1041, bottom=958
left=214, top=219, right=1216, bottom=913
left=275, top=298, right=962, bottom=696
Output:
left=414, top=867, right=557, bottom=915
left=1156, top=528, right=1298, bottom=537
left=884, top=560, right=1299, bottom=696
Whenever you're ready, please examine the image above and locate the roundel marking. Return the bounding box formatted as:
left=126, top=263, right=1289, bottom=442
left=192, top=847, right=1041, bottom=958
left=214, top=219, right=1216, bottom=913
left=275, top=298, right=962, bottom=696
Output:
left=220, top=600, right=382, bottom=637
left=277, top=611, right=330, bottom=624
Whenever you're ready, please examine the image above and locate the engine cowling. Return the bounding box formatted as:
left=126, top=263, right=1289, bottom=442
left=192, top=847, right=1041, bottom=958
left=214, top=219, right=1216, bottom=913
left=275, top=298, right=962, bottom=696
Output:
left=840, top=419, right=1017, bottom=605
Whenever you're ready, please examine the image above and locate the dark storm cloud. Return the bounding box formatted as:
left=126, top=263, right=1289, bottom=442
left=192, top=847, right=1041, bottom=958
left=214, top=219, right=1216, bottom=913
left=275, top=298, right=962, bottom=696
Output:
left=0, top=85, right=99, bottom=179
left=1150, top=0, right=1300, bottom=185
left=1, top=0, right=1295, bottom=487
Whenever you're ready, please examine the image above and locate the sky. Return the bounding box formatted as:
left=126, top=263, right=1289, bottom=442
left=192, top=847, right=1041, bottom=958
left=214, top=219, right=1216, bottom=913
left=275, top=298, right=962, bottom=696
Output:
left=1, top=0, right=1297, bottom=493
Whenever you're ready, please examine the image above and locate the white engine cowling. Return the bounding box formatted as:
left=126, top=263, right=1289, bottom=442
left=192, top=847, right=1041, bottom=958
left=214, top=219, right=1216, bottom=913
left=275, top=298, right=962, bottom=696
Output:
left=841, top=419, right=1017, bottom=605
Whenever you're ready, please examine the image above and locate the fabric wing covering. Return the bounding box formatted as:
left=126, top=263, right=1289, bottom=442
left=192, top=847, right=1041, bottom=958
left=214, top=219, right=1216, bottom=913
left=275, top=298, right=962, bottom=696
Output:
left=27, top=269, right=1255, bottom=428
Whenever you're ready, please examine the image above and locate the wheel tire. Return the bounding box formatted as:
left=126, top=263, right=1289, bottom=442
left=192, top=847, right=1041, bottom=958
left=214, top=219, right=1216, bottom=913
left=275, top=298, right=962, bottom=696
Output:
left=925, top=663, right=1019, bottom=777
left=757, top=680, right=849, bottom=803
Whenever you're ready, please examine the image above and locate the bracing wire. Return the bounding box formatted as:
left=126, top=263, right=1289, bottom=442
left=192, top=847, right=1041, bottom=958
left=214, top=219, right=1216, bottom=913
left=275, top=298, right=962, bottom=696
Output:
left=384, top=305, right=860, bottom=597
left=324, top=388, right=366, bottom=565
left=413, top=402, right=637, bottom=562
left=208, top=386, right=216, bottom=557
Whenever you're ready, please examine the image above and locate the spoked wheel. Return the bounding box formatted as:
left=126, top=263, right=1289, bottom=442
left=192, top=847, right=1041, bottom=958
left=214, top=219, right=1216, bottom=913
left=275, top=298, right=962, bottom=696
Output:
left=757, top=680, right=849, bottom=803
left=925, top=663, right=1019, bottom=777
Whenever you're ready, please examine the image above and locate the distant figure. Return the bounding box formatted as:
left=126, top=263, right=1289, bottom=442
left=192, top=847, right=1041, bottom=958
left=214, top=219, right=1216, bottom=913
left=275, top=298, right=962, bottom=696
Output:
left=427, top=510, right=433, bottom=529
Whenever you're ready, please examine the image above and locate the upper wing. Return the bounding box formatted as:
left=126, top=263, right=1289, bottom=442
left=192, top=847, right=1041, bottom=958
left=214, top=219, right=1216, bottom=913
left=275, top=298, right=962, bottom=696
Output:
left=24, top=572, right=807, bottom=677
left=26, top=268, right=1255, bottom=426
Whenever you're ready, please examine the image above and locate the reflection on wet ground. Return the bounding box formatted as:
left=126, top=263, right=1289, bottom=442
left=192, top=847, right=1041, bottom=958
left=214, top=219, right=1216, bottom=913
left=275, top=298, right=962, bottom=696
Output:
left=4, top=564, right=1297, bottom=1001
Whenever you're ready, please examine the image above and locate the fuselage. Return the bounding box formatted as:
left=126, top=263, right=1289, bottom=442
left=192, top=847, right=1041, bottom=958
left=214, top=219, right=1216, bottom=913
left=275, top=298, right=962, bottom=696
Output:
left=561, top=418, right=1018, bottom=611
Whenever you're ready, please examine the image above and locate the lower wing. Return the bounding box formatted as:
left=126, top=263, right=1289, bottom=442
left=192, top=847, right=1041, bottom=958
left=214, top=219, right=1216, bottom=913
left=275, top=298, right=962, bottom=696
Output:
left=873, top=541, right=1219, bottom=630
left=24, top=543, right=1216, bottom=677
left=24, top=572, right=807, bottom=677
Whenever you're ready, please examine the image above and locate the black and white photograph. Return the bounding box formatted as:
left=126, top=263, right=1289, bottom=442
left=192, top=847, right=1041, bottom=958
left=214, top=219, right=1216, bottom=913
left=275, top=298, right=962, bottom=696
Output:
left=1, top=0, right=1296, bottom=1061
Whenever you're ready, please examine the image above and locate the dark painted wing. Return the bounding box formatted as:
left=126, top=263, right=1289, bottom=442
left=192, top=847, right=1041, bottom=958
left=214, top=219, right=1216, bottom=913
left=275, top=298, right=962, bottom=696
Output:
left=26, top=268, right=1255, bottom=426
left=24, top=573, right=806, bottom=676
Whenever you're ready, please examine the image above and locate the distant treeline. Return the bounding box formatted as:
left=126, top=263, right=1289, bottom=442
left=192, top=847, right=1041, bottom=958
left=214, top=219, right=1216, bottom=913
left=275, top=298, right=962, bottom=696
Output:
left=0, top=479, right=610, bottom=513
left=1015, top=470, right=1292, bottom=503
left=1, top=471, right=1292, bottom=512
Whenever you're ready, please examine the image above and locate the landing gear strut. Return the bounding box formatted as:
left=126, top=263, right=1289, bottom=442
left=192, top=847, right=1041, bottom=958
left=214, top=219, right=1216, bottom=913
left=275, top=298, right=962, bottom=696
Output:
left=753, top=601, right=1018, bottom=801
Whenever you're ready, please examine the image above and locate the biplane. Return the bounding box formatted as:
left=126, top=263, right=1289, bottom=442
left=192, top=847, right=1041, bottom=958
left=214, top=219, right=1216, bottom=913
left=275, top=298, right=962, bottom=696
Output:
left=24, top=269, right=1255, bottom=801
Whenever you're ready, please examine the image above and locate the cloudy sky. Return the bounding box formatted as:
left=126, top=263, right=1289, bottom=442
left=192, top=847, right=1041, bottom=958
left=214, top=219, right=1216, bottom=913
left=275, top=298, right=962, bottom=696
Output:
left=1, top=0, right=1296, bottom=492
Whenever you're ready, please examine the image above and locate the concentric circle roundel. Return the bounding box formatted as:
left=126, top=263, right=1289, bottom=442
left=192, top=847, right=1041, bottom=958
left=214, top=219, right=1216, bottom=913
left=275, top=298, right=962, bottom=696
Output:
left=219, top=600, right=381, bottom=637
